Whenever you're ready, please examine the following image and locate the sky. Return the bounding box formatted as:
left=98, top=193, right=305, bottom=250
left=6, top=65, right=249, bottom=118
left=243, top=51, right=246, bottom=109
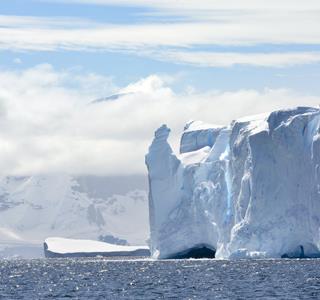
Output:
left=0, top=0, right=320, bottom=176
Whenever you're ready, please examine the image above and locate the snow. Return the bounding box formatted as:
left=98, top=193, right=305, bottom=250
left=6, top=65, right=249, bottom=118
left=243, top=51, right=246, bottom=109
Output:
left=0, top=227, right=24, bottom=242
left=0, top=175, right=149, bottom=257
left=179, top=146, right=211, bottom=165
left=45, top=237, right=149, bottom=255
left=146, top=106, right=320, bottom=259
left=184, top=120, right=224, bottom=132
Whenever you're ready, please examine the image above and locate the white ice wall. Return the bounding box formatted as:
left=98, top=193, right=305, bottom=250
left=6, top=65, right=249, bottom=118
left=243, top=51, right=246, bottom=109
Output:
left=146, top=107, right=320, bottom=259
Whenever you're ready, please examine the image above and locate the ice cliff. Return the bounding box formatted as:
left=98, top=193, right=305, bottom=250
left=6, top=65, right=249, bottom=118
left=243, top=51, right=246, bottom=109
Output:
left=145, top=107, right=320, bottom=259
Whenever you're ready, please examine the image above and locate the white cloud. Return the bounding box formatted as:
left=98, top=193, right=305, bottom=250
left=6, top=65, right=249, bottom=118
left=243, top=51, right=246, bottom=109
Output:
left=42, top=0, right=320, bottom=11
left=0, top=64, right=319, bottom=176
left=151, top=51, right=320, bottom=68
left=0, top=15, right=94, bottom=28
left=0, top=9, right=320, bottom=51
left=1, top=1, right=320, bottom=69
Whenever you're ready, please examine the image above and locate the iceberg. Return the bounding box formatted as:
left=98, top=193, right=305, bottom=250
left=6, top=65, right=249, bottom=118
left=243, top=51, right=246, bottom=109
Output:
left=44, top=237, right=150, bottom=258
left=146, top=107, right=320, bottom=259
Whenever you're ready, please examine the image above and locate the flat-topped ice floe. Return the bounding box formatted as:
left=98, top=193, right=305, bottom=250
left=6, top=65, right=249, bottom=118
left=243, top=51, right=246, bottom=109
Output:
left=44, top=237, right=150, bottom=258
left=146, top=106, right=320, bottom=259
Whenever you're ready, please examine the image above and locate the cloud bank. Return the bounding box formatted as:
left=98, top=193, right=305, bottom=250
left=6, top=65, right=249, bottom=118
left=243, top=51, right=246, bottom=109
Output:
left=0, top=64, right=319, bottom=176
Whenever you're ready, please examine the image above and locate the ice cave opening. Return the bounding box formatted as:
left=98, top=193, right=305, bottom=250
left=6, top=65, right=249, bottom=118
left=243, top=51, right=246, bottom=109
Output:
left=281, top=245, right=320, bottom=259
left=167, top=244, right=216, bottom=259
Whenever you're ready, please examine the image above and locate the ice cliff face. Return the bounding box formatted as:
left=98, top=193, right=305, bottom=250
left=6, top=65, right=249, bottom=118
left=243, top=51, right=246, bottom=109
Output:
left=146, top=107, right=320, bottom=259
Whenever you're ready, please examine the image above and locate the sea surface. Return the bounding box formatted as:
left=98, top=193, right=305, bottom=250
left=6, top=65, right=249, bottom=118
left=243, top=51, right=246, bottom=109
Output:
left=1, top=258, right=320, bottom=299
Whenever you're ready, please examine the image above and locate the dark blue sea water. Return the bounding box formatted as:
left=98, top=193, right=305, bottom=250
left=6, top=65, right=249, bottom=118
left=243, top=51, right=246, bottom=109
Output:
left=1, top=258, right=320, bottom=299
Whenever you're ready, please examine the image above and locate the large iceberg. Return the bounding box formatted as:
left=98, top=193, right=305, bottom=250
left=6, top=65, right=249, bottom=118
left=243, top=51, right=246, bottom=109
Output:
left=145, top=107, right=320, bottom=259
left=44, top=237, right=150, bottom=258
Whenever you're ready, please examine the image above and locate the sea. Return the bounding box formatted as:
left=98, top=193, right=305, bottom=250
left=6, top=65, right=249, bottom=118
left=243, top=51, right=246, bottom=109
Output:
left=0, top=258, right=320, bottom=299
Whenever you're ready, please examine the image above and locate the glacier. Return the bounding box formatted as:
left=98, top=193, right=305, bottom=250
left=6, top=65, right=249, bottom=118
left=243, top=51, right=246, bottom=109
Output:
left=145, top=107, right=320, bottom=259
left=0, top=175, right=149, bottom=258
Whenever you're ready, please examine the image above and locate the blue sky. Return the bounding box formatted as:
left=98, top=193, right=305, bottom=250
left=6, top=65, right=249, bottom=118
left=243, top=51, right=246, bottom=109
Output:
left=0, top=0, right=320, bottom=175
left=1, top=0, right=153, bottom=24
left=1, top=0, right=320, bottom=93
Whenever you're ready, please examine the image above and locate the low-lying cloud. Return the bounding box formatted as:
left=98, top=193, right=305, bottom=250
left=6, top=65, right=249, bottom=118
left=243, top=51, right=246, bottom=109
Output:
left=0, top=64, right=319, bottom=176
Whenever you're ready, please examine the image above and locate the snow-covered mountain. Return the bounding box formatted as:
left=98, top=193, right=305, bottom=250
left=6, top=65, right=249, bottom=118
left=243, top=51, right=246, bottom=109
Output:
left=146, top=106, right=320, bottom=259
left=0, top=174, right=149, bottom=257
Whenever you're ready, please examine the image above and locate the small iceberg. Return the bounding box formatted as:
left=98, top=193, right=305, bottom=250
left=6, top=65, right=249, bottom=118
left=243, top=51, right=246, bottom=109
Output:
left=44, top=237, right=150, bottom=258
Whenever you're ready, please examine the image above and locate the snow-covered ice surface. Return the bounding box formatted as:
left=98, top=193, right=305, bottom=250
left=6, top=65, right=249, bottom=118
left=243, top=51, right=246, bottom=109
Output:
left=146, top=107, right=320, bottom=259
left=44, top=237, right=150, bottom=257
left=0, top=175, right=149, bottom=258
